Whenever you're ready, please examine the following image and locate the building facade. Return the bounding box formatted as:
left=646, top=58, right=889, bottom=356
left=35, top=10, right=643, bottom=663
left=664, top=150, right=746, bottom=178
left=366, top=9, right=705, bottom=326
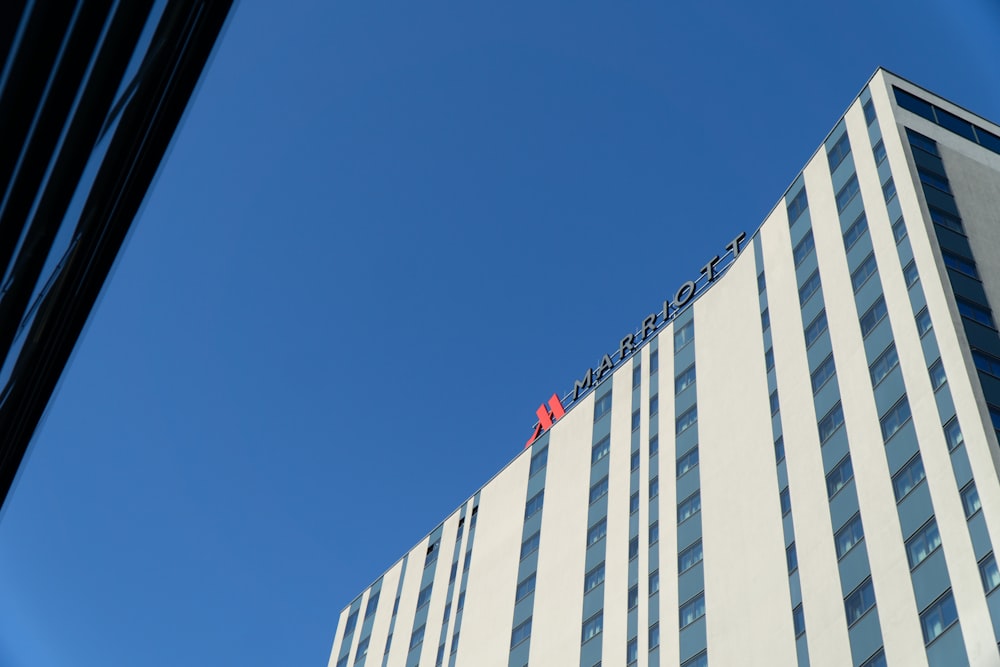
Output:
left=328, top=69, right=1000, bottom=667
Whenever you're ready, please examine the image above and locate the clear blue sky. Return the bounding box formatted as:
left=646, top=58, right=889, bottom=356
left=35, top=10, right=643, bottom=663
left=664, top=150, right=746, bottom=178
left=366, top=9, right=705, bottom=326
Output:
left=2, top=2, right=999, bottom=665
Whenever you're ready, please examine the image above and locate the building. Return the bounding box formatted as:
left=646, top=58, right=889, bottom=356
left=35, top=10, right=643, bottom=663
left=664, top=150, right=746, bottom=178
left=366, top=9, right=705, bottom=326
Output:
left=327, top=69, right=1000, bottom=667
left=0, top=1, right=233, bottom=511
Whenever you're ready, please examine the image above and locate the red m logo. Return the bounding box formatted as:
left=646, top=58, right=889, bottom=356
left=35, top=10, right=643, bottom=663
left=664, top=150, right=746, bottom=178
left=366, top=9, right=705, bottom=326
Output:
left=525, top=394, right=566, bottom=448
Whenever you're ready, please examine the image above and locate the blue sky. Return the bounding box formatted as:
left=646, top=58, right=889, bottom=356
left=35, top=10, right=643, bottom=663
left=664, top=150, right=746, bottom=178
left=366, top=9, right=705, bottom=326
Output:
left=2, top=2, right=999, bottom=665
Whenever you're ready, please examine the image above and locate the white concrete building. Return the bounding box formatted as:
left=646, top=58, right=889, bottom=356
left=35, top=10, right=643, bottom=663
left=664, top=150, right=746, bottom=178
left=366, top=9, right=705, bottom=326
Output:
left=328, top=69, right=1000, bottom=667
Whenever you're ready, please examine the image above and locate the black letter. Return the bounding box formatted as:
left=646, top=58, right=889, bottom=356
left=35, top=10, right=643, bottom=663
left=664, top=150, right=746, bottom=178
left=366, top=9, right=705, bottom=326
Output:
left=674, top=281, right=696, bottom=308
left=596, top=354, right=614, bottom=380
left=700, top=255, right=721, bottom=283
left=641, top=313, right=658, bottom=340
left=619, top=334, right=636, bottom=361
left=573, top=369, right=594, bottom=400
left=727, top=231, right=747, bottom=259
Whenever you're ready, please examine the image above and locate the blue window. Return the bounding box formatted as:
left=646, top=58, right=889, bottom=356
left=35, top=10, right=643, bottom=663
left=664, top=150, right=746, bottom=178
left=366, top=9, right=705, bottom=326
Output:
left=937, top=107, right=977, bottom=141
left=961, top=482, right=982, bottom=518
left=972, top=351, right=1000, bottom=380
left=649, top=476, right=659, bottom=498
left=582, top=612, right=603, bottom=643
left=343, top=609, right=359, bottom=635
left=410, top=624, right=426, bottom=649
left=594, top=393, right=613, bottom=421
left=633, top=363, right=642, bottom=388
left=649, top=394, right=659, bottom=416
left=649, top=622, right=660, bottom=649
left=844, top=578, right=876, bottom=625
left=676, top=445, right=699, bottom=477
left=826, top=455, right=854, bottom=498
left=584, top=563, right=605, bottom=593
left=943, top=250, right=979, bottom=278
left=906, top=519, right=942, bottom=569
left=336, top=655, right=348, bottom=667
left=628, top=583, right=639, bottom=608
left=774, top=436, right=785, bottom=463
left=892, top=454, right=926, bottom=501
left=630, top=491, right=639, bottom=514
left=425, top=540, right=440, bottom=567
left=860, top=650, right=887, bottom=667
left=632, top=410, right=641, bottom=431
left=765, top=347, right=775, bottom=372
left=682, top=651, right=708, bottom=667
left=525, top=491, right=544, bottom=519
left=863, top=99, right=877, bottom=125
left=675, top=363, right=696, bottom=394
left=758, top=271, right=767, bottom=293
left=835, top=513, right=864, bottom=559
left=587, top=519, right=607, bottom=547
left=649, top=435, right=659, bottom=456
left=851, top=253, right=878, bottom=292
left=678, top=491, right=701, bottom=523
left=679, top=539, right=703, bottom=573
left=649, top=570, right=660, bottom=595
left=804, top=309, right=828, bottom=347
left=981, top=553, right=1000, bottom=593
left=529, top=446, right=548, bottom=476
left=836, top=174, right=860, bottom=213
left=903, top=260, right=919, bottom=287
left=929, top=206, right=963, bottom=233
left=516, top=573, right=536, bottom=601
left=918, top=167, right=952, bottom=194
left=650, top=349, right=659, bottom=374
left=818, top=402, right=845, bottom=443
left=627, top=636, right=638, bottom=663
left=629, top=536, right=639, bottom=560
left=920, top=591, right=958, bottom=644
left=882, top=177, right=896, bottom=202
left=929, top=359, right=947, bottom=390
left=592, top=435, right=611, bottom=464
left=895, top=88, right=936, bottom=122
left=860, top=296, right=888, bottom=337
left=761, top=307, right=770, bottom=330
left=590, top=476, right=609, bottom=504
left=680, top=593, right=706, bottom=628
left=676, top=405, right=698, bottom=435
left=510, top=618, right=531, bottom=649
left=649, top=521, right=659, bottom=545
left=880, top=398, right=912, bottom=441
left=786, top=541, right=798, bottom=573
left=770, top=389, right=780, bottom=415
left=873, top=139, right=887, bottom=164
left=827, top=132, right=852, bottom=171
left=906, top=127, right=940, bottom=155
left=365, top=590, right=380, bottom=619
left=793, top=604, right=805, bottom=637
left=417, top=584, right=433, bottom=609
left=916, top=307, right=932, bottom=336
left=779, top=487, right=791, bottom=516
left=631, top=450, right=641, bottom=471
left=434, top=643, right=444, bottom=666
left=787, top=187, right=808, bottom=225
left=674, top=321, right=694, bottom=352
left=944, top=418, right=963, bottom=451
left=793, top=229, right=815, bottom=266
left=798, top=269, right=822, bottom=306
left=521, top=531, right=541, bottom=559
left=811, top=354, right=836, bottom=393
left=892, top=216, right=907, bottom=243
left=869, top=343, right=899, bottom=386
left=354, top=637, right=369, bottom=663
left=957, top=298, right=995, bottom=328
left=843, top=212, right=869, bottom=250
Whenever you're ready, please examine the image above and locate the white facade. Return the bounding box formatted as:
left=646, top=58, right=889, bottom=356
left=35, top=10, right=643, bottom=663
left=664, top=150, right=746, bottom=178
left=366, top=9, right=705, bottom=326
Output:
left=329, top=69, right=1000, bottom=667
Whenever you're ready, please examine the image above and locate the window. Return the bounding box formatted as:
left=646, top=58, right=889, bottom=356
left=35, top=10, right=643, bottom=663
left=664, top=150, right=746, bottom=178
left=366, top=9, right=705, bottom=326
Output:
left=818, top=402, right=845, bottom=443
left=882, top=177, right=896, bottom=202
left=811, top=354, right=836, bottom=394
left=336, top=655, right=348, bottom=667
left=920, top=591, right=958, bottom=644
left=903, top=260, right=919, bottom=287
left=835, top=513, right=865, bottom=558
left=649, top=476, right=659, bottom=498
left=449, top=561, right=458, bottom=583
left=906, top=127, right=940, bottom=155
left=918, top=167, right=952, bottom=194
left=679, top=540, right=703, bottom=573
left=649, top=395, right=659, bottom=417
left=678, top=491, right=701, bottom=523
left=793, top=230, right=815, bottom=266
left=525, top=491, right=544, bottom=520
left=774, top=436, right=785, bottom=463
left=592, top=436, right=611, bottom=464
left=442, top=602, right=451, bottom=622
left=584, top=563, right=605, bottom=593
left=674, top=321, right=694, bottom=352
left=649, top=435, right=659, bottom=456
left=916, top=307, right=932, bottom=336
left=682, top=651, right=708, bottom=667
left=786, top=542, right=798, bottom=573
left=929, top=206, right=964, bottom=233
left=582, top=612, right=603, bottom=643
left=944, top=418, right=963, bottom=451
left=676, top=405, right=698, bottom=435
left=529, top=447, right=548, bottom=476
left=679, top=593, right=706, bottom=628
left=628, top=583, right=639, bottom=609
left=649, top=521, right=659, bottom=545
left=851, top=253, right=878, bottom=292
left=873, top=139, right=886, bottom=164
left=869, top=343, right=899, bottom=387
left=787, top=187, right=808, bottom=225
left=880, top=397, right=912, bottom=441
left=943, top=250, right=979, bottom=279
left=649, top=570, right=660, bottom=595
left=798, top=269, right=822, bottom=306
left=587, top=519, right=607, bottom=547
left=410, top=624, right=426, bottom=649
left=631, top=409, right=641, bottom=431
left=510, top=618, right=531, bottom=649
left=929, top=359, right=947, bottom=390
left=758, top=271, right=767, bottom=293
left=630, top=450, right=641, bottom=471
left=843, top=212, right=869, bottom=250
left=626, top=636, right=638, bottom=664
left=836, top=174, right=860, bottom=213
left=649, top=623, right=660, bottom=649
left=365, top=590, right=380, bottom=619
left=632, top=363, right=642, bottom=388
left=650, top=350, right=659, bottom=374
left=957, top=298, right=995, bottom=328
left=354, top=637, right=369, bottom=663
left=676, top=445, right=699, bottom=477
left=980, top=553, right=1000, bottom=593
left=973, top=350, right=1000, bottom=378
left=343, top=609, right=359, bottom=635
left=594, top=393, right=613, bottom=421
left=892, top=216, right=907, bottom=243
left=761, top=307, right=770, bottom=331
left=937, top=108, right=977, bottom=141
left=516, top=573, right=536, bottom=601
left=416, top=584, right=433, bottom=610
left=863, top=99, right=877, bottom=125
left=860, top=295, right=888, bottom=336
left=521, top=531, right=541, bottom=559
left=629, top=536, right=639, bottom=560
left=770, top=389, right=780, bottom=415
left=590, top=476, right=609, bottom=504
left=826, top=455, right=854, bottom=498
left=844, top=578, right=876, bottom=625
left=961, top=482, right=981, bottom=518
left=827, top=132, right=851, bottom=171
left=779, top=487, right=791, bottom=516
left=765, top=347, right=775, bottom=372
left=906, top=519, right=942, bottom=569
left=860, top=650, right=887, bottom=667
left=804, top=309, right=828, bottom=347
left=793, top=604, right=805, bottom=637
left=892, top=454, right=926, bottom=501
left=434, top=643, right=444, bottom=666
left=630, top=491, right=640, bottom=514
left=675, top=364, right=696, bottom=394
